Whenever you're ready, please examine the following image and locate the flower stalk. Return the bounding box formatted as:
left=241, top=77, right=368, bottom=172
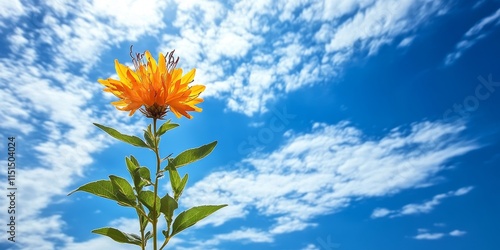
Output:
left=152, top=118, right=160, bottom=250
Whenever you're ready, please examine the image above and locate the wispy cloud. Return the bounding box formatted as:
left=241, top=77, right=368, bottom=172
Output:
left=301, top=243, right=321, bottom=250
left=161, top=0, right=451, bottom=116
left=444, top=8, right=500, bottom=65
left=0, top=0, right=165, bottom=249
left=449, top=229, right=467, bottom=237
left=371, top=186, right=474, bottom=218
left=175, top=120, right=477, bottom=247
left=414, top=232, right=445, bottom=240
left=0, top=0, right=25, bottom=27
left=413, top=228, right=467, bottom=240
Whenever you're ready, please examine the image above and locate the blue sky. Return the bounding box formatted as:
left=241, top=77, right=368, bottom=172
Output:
left=1, top=0, right=500, bottom=249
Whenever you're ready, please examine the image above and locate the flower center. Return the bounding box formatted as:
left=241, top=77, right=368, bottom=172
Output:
left=140, top=104, right=168, bottom=119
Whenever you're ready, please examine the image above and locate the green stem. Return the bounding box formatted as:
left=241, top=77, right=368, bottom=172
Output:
left=159, top=237, right=170, bottom=250
left=152, top=118, right=161, bottom=250
left=135, top=208, right=146, bottom=250
left=136, top=205, right=153, bottom=223
left=159, top=220, right=172, bottom=250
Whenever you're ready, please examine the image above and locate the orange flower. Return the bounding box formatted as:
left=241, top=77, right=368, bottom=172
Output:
left=98, top=48, right=205, bottom=119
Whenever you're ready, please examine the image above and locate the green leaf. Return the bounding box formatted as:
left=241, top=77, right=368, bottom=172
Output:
left=147, top=124, right=153, bottom=134
left=157, top=122, right=179, bottom=136
left=168, top=167, right=181, bottom=196
left=144, top=129, right=155, bottom=148
left=94, top=123, right=149, bottom=148
left=133, top=167, right=151, bottom=190
left=138, top=190, right=161, bottom=217
left=92, top=227, right=142, bottom=245
left=171, top=205, right=227, bottom=237
left=139, top=167, right=151, bottom=181
left=130, top=155, right=140, bottom=166
left=126, top=157, right=139, bottom=177
left=109, top=175, right=136, bottom=206
left=160, top=193, right=178, bottom=224
left=139, top=210, right=149, bottom=231
left=145, top=231, right=152, bottom=240
left=67, top=180, right=117, bottom=201
left=177, top=174, right=188, bottom=198
left=171, top=141, right=217, bottom=168
left=168, top=164, right=181, bottom=189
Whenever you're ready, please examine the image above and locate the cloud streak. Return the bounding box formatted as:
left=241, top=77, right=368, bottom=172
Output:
left=161, top=0, right=451, bottom=116
left=177, top=120, right=478, bottom=247
left=371, top=186, right=474, bottom=218
left=444, top=7, right=500, bottom=65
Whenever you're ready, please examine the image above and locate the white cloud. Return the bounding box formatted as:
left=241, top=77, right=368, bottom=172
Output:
left=449, top=229, right=467, bottom=237
left=161, top=0, right=451, bottom=116
left=325, top=0, right=447, bottom=55
left=398, top=36, right=415, bottom=48
left=0, top=1, right=162, bottom=248
left=371, top=186, right=474, bottom=218
left=301, top=243, right=321, bottom=250
left=179, top=120, right=478, bottom=246
left=0, top=0, right=25, bottom=27
left=174, top=228, right=273, bottom=250
left=413, top=228, right=466, bottom=240
left=444, top=8, right=500, bottom=65
left=414, top=232, right=445, bottom=240
left=371, top=208, right=392, bottom=218
left=61, top=237, right=138, bottom=250
left=61, top=218, right=141, bottom=250
left=24, top=0, right=168, bottom=72
left=211, top=228, right=274, bottom=244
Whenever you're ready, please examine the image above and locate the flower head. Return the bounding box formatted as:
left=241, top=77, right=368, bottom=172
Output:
left=98, top=47, right=205, bottom=119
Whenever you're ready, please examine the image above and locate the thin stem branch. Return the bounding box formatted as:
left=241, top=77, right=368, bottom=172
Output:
left=159, top=219, right=172, bottom=250
left=135, top=208, right=146, bottom=250
left=136, top=205, right=153, bottom=223
left=159, top=237, right=170, bottom=250
left=152, top=118, right=161, bottom=250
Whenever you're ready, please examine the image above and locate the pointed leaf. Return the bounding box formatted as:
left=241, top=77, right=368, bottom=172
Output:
left=171, top=205, right=227, bottom=237
left=160, top=193, right=178, bottom=224
left=138, top=190, right=161, bottom=217
left=144, top=130, right=155, bottom=148
left=133, top=167, right=151, bottom=190
left=109, top=175, right=136, bottom=206
left=157, top=122, right=179, bottom=136
left=92, top=227, right=141, bottom=245
left=126, top=157, right=139, bottom=178
left=139, top=210, right=149, bottom=231
left=94, top=123, right=149, bottom=148
left=67, top=180, right=117, bottom=201
left=130, top=155, right=140, bottom=167
left=168, top=166, right=181, bottom=196
left=177, top=174, right=188, bottom=198
left=145, top=231, right=152, bottom=240
left=171, top=141, right=217, bottom=168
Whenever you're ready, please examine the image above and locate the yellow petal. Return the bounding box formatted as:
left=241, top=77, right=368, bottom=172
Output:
left=114, top=60, right=132, bottom=87
left=181, top=68, right=196, bottom=85
left=158, top=52, right=166, bottom=74
left=189, top=85, right=205, bottom=95
left=144, top=50, right=157, bottom=73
